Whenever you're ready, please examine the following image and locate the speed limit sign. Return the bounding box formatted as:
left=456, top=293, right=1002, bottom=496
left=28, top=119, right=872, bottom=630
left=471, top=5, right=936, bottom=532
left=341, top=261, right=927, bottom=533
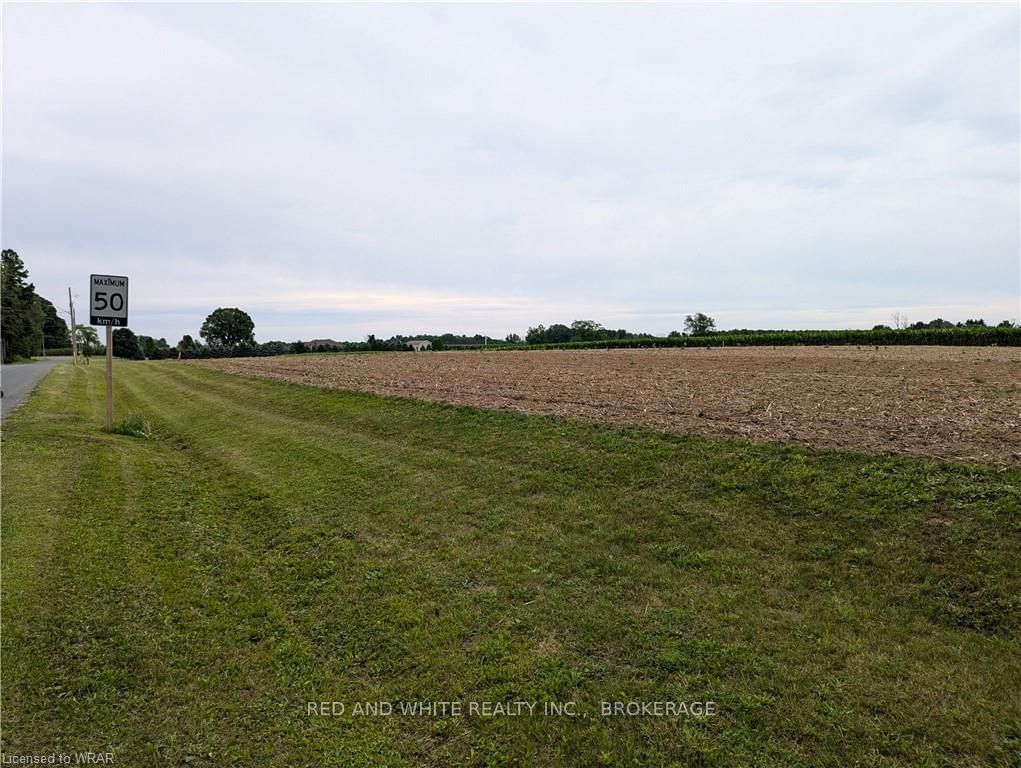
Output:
left=90, top=274, right=129, bottom=326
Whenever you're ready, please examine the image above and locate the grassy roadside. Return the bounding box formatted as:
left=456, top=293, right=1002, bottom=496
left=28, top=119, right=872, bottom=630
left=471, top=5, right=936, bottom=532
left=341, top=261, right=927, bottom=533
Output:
left=2, top=360, right=1019, bottom=766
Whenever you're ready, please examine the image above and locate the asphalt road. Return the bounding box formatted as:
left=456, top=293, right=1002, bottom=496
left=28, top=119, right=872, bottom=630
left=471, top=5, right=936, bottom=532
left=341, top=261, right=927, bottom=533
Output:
left=1, top=356, right=71, bottom=420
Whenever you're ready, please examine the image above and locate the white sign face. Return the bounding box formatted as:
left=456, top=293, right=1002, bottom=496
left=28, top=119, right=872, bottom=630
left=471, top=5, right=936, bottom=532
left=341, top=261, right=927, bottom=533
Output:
left=90, top=274, right=129, bottom=326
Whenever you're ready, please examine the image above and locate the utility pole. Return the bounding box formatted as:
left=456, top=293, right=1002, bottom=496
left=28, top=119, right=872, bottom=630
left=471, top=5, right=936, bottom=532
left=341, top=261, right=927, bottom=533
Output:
left=68, top=287, right=79, bottom=365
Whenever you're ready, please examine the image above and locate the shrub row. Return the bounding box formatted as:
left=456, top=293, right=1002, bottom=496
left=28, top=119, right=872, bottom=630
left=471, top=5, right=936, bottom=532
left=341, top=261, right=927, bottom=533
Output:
left=495, top=326, right=1021, bottom=351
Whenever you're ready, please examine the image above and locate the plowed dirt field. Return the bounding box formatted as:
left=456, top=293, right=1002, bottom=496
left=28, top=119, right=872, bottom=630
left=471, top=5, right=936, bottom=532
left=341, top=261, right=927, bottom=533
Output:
left=194, top=346, right=1020, bottom=465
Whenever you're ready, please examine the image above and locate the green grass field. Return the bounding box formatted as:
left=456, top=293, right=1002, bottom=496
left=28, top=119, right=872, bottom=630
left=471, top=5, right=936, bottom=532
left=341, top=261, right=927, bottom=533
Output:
left=2, top=360, right=1019, bottom=766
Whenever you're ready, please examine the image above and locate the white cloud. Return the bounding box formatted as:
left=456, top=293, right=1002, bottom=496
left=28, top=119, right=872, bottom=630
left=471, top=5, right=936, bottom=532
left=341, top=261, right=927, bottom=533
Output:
left=3, top=2, right=1018, bottom=341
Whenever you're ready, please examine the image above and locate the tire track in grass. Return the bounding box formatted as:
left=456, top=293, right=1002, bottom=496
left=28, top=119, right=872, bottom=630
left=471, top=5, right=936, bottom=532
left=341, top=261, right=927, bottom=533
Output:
left=153, top=363, right=656, bottom=481
left=117, top=364, right=626, bottom=557
left=7, top=363, right=409, bottom=764
left=96, top=368, right=348, bottom=757
left=119, top=363, right=712, bottom=582
left=109, top=365, right=719, bottom=761
left=101, top=430, right=405, bottom=764
left=143, top=362, right=731, bottom=558
left=108, top=364, right=460, bottom=762
left=114, top=365, right=563, bottom=605
left=124, top=364, right=472, bottom=481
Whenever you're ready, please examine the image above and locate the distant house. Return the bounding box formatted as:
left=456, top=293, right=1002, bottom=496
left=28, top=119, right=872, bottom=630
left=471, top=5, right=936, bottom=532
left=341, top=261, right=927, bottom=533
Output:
left=307, top=339, right=341, bottom=350
left=406, top=339, right=433, bottom=352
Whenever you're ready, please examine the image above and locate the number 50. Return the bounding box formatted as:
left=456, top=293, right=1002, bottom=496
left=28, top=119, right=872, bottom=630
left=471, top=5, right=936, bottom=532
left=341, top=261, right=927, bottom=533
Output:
left=95, top=292, right=124, bottom=311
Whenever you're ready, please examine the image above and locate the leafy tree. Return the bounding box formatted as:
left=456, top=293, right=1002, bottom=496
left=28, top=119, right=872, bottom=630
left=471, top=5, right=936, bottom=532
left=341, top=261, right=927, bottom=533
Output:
left=292, top=340, right=308, bottom=354
left=505, top=333, right=522, bottom=344
left=570, top=320, right=603, bottom=342
left=176, top=334, right=203, bottom=358
left=365, top=334, right=394, bottom=352
left=684, top=312, right=716, bottom=336
left=200, top=307, right=255, bottom=348
left=910, top=318, right=955, bottom=330
left=546, top=323, right=571, bottom=343
left=667, top=330, right=682, bottom=338
left=112, top=328, right=144, bottom=359
left=1, top=249, right=30, bottom=361
left=139, top=335, right=172, bottom=360
left=525, top=325, right=547, bottom=344
left=74, top=325, right=99, bottom=356
left=1, top=249, right=44, bottom=361
left=41, top=298, right=69, bottom=350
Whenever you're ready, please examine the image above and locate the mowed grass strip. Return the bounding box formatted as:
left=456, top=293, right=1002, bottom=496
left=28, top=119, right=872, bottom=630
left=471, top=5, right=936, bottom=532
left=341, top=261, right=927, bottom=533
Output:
left=2, top=360, right=1019, bottom=767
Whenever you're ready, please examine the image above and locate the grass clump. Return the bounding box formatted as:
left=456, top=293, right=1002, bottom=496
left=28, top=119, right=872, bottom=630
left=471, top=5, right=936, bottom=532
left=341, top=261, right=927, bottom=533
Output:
left=108, top=409, right=154, bottom=439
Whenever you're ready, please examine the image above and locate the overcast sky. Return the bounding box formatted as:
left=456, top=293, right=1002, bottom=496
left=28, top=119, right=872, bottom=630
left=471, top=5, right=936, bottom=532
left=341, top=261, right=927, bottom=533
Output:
left=3, top=2, right=1019, bottom=342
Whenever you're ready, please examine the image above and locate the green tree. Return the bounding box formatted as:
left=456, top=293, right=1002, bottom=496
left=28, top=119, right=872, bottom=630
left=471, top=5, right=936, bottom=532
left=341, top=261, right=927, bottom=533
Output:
left=176, top=334, right=202, bottom=357
left=546, top=323, right=571, bottom=343
left=200, top=308, right=255, bottom=348
left=1, top=249, right=44, bottom=362
left=139, top=336, right=171, bottom=360
left=570, top=320, right=604, bottom=341
left=41, top=298, right=69, bottom=350
left=74, top=325, right=99, bottom=356
left=112, top=328, right=144, bottom=359
left=684, top=312, right=716, bottom=336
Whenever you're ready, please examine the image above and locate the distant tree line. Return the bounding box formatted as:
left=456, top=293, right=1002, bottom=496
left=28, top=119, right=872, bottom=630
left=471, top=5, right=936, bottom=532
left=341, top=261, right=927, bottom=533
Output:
left=109, top=305, right=1021, bottom=362
left=524, top=314, right=722, bottom=345
left=525, top=320, right=655, bottom=345
left=1, top=249, right=70, bottom=363
left=872, top=317, right=1014, bottom=331
left=512, top=324, right=1021, bottom=350
left=111, top=308, right=516, bottom=359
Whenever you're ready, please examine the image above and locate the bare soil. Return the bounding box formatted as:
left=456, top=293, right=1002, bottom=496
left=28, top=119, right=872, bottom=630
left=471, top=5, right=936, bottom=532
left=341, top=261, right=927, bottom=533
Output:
left=194, top=346, right=1021, bottom=465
